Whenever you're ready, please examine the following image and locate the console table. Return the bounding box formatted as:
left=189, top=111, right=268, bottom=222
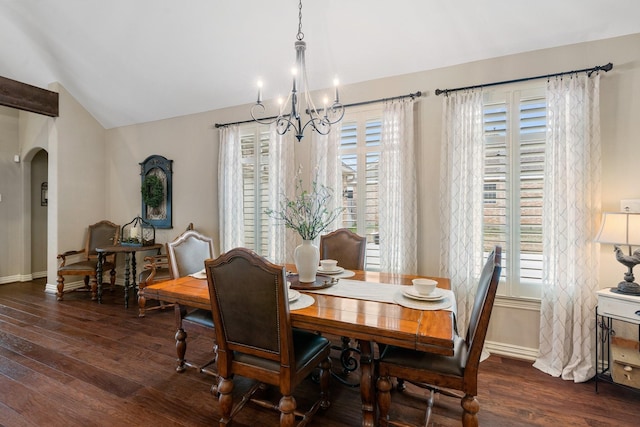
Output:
left=595, top=287, right=640, bottom=392
left=96, top=244, right=162, bottom=307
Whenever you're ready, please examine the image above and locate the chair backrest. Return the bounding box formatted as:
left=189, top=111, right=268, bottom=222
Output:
left=166, top=229, right=216, bottom=278
left=464, top=246, right=502, bottom=387
left=205, top=248, right=292, bottom=369
left=86, top=220, right=120, bottom=260
left=319, top=228, right=367, bottom=270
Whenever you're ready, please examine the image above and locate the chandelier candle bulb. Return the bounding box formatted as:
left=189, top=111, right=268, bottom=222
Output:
left=257, top=80, right=263, bottom=104
left=333, top=78, right=339, bottom=102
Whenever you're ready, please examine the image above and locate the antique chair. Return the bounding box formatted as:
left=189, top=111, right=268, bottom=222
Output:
left=319, top=228, right=367, bottom=270
left=376, top=246, right=502, bottom=427
left=56, top=220, right=120, bottom=301
left=205, top=247, right=332, bottom=427
left=166, top=227, right=217, bottom=376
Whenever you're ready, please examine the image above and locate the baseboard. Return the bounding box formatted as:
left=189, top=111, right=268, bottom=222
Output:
left=32, top=270, right=47, bottom=279
left=484, top=340, right=539, bottom=362
left=0, top=274, right=33, bottom=284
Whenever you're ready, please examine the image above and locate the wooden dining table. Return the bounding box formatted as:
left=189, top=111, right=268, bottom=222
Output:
left=142, top=268, right=453, bottom=427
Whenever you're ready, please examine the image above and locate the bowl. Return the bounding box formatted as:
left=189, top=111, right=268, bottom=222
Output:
left=320, top=259, right=338, bottom=270
left=412, top=278, right=437, bottom=295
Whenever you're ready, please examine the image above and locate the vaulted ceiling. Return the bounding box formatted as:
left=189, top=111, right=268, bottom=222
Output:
left=1, top=0, right=639, bottom=129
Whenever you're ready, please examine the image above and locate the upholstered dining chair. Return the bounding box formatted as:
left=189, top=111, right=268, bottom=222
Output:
left=376, top=246, right=502, bottom=427
left=56, top=220, right=120, bottom=301
left=319, top=228, right=367, bottom=270
left=165, top=227, right=218, bottom=376
left=320, top=228, right=367, bottom=380
left=205, top=247, right=332, bottom=427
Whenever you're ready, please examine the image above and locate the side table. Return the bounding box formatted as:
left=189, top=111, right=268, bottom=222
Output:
left=96, top=244, right=162, bottom=307
left=595, top=287, right=640, bottom=392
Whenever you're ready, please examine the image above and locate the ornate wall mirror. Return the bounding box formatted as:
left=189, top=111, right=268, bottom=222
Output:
left=140, top=155, right=173, bottom=229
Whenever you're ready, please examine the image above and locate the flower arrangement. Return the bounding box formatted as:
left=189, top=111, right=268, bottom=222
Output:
left=266, top=172, right=343, bottom=241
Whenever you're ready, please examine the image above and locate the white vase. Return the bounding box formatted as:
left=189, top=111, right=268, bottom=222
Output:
left=294, top=239, right=319, bottom=283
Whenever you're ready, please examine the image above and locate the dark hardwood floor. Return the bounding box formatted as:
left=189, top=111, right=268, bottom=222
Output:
left=1, top=279, right=638, bottom=426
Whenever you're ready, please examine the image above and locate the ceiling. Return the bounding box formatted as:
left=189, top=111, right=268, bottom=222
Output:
left=2, top=0, right=640, bottom=129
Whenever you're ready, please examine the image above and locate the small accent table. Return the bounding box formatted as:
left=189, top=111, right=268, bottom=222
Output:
left=96, top=244, right=162, bottom=307
left=595, top=287, right=640, bottom=392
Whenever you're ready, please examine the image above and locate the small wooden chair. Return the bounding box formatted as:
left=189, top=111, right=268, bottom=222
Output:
left=376, top=246, right=502, bottom=427
left=56, top=220, right=120, bottom=301
left=205, top=247, right=332, bottom=426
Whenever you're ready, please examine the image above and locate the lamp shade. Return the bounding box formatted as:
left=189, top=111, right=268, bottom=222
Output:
left=595, top=212, right=640, bottom=246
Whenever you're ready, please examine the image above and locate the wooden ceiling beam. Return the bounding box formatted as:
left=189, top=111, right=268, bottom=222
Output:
left=0, top=76, right=59, bottom=117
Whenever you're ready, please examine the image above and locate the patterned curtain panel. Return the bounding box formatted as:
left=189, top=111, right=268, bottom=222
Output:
left=311, top=122, right=343, bottom=239
left=533, top=74, right=601, bottom=382
left=438, top=90, right=485, bottom=334
left=218, top=125, right=245, bottom=252
left=379, top=98, right=417, bottom=274
left=267, top=124, right=296, bottom=263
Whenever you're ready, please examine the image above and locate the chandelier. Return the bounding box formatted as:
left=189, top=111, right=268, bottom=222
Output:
left=250, top=0, right=344, bottom=142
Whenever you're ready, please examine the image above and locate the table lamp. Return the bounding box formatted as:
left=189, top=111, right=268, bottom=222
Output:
left=595, top=211, right=640, bottom=295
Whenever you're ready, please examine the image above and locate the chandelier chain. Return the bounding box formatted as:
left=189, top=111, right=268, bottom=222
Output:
left=297, top=0, right=304, bottom=41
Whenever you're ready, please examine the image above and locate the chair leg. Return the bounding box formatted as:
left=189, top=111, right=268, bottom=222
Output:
left=56, top=275, right=65, bottom=301
left=461, top=394, right=480, bottom=427
left=218, top=377, right=234, bottom=425
left=175, top=327, right=187, bottom=372
left=90, top=275, right=98, bottom=300
left=109, top=268, right=116, bottom=291
left=278, top=395, right=296, bottom=427
left=376, top=375, right=392, bottom=427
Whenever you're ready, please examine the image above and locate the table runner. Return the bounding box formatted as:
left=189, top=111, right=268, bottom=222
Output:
left=301, top=279, right=455, bottom=312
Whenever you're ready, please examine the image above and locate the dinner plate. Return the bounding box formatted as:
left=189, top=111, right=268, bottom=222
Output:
left=189, top=269, right=207, bottom=280
left=317, top=266, right=344, bottom=274
left=402, top=287, right=445, bottom=301
left=288, top=289, right=301, bottom=302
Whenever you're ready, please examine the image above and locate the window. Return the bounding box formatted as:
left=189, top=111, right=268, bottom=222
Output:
left=240, top=123, right=270, bottom=256
left=339, top=107, right=383, bottom=270
left=483, top=86, right=546, bottom=299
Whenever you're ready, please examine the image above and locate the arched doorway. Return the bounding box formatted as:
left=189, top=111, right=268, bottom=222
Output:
left=30, top=149, right=48, bottom=279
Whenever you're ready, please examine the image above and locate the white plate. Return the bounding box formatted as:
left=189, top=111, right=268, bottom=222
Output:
left=288, top=289, right=301, bottom=302
left=189, top=269, right=207, bottom=280
left=402, top=287, right=446, bottom=301
left=317, top=266, right=344, bottom=274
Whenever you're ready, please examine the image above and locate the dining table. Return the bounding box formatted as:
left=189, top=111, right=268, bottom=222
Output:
left=142, top=267, right=454, bottom=427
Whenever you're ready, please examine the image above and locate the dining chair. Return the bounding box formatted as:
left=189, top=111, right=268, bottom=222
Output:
left=56, top=220, right=120, bottom=301
left=165, top=226, right=218, bottom=376
left=205, top=247, right=332, bottom=427
left=319, top=228, right=367, bottom=382
left=376, top=246, right=502, bottom=427
left=319, top=228, right=366, bottom=270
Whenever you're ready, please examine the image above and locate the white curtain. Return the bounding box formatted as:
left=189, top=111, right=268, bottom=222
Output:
left=218, top=124, right=245, bottom=252
left=311, top=123, right=343, bottom=238
left=379, top=98, right=417, bottom=274
left=533, top=74, right=601, bottom=382
left=267, top=124, right=296, bottom=263
left=439, top=90, right=485, bottom=334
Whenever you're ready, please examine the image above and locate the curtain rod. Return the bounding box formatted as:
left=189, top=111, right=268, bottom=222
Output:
left=214, top=91, right=422, bottom=128
left=435, top=62, right=613, bottom=96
